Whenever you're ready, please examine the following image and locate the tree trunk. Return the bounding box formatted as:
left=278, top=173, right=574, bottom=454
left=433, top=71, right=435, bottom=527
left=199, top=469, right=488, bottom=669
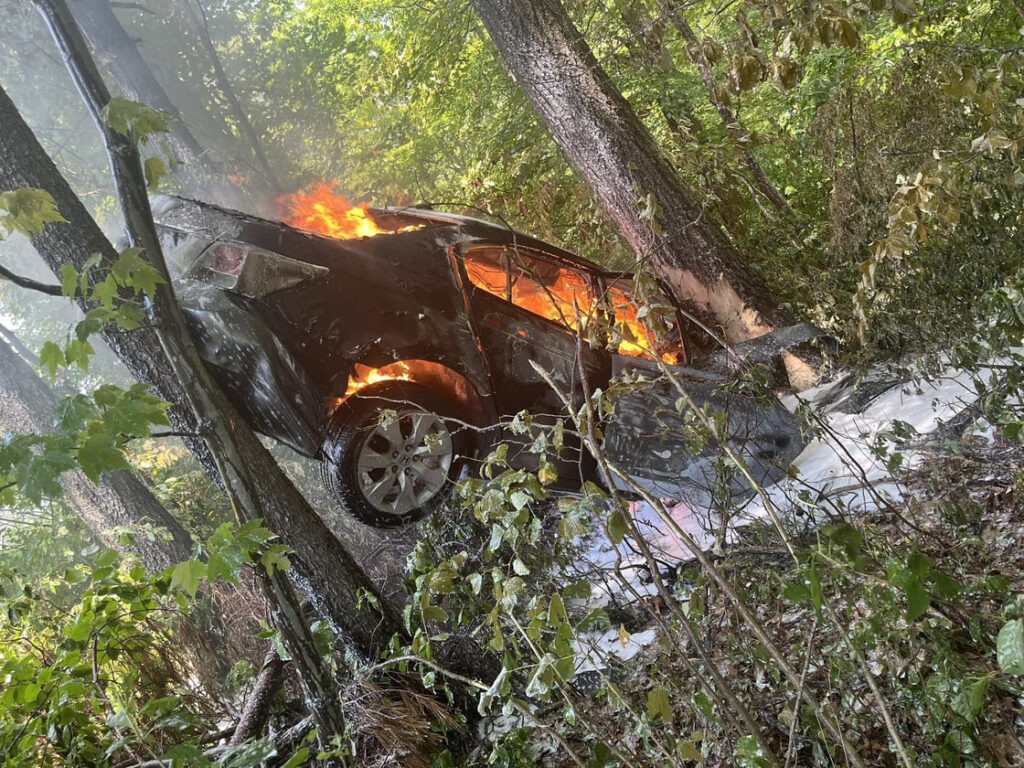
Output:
left=68, top=0, right=214, bottom=195
left=470, top=0, right=790, bottom=344
left=32, top=0, right=357, bottom=743
left=0, top=322, right=193, bottom=573
left=0, top=79, right=401, bottom=661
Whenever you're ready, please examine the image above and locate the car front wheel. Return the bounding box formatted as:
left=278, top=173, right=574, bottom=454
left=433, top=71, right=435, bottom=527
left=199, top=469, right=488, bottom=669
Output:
left=321, top=380, right=469, bottom=527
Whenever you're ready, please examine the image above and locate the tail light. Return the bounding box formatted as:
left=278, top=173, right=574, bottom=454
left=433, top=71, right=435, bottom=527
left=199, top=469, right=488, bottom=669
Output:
left=206, top=242, right=248, bottom=277
left=190, top=240, right=328, bottom=297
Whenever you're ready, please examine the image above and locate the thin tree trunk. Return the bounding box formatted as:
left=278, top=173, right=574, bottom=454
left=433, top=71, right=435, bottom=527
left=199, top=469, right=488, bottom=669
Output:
left=0, top=322, right=193, bottom=572
left=32, top=0, right=351, bottom=744
left=617, top=5, right=706, bottom=145
left=470, top=0, right=790, bottom=344
left=660, top=5, right=791, bottom=213
left=0, top=70, right=400, bottom=665
left=180, top=0, right=280, bottom=193
left=68, top=0, right=214, bottom=195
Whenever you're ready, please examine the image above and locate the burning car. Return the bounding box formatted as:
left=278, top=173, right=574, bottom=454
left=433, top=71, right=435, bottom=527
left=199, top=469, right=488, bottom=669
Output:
left=152, top=188, right=808, bottom=527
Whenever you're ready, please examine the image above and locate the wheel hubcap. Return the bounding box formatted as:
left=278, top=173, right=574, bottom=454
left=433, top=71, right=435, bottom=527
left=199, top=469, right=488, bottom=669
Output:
left=355, top=409, right=454, bottom=517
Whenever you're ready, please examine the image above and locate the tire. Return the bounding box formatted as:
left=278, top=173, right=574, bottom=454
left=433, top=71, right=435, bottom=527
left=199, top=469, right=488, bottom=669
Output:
left=321, top=380, right=471, bottom=527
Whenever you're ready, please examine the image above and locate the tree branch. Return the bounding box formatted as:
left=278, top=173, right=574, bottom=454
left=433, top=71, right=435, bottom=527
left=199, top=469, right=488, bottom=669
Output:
left=228, top=648, right=290, bottom=746
left=0, top=262, right=63, bottom=296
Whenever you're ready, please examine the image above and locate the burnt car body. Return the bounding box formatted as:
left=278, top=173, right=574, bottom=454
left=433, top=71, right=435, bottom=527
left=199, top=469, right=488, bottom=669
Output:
left=152, top=195, right=807, bottom=526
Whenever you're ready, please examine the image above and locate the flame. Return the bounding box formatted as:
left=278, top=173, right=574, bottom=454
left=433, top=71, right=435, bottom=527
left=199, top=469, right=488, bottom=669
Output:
left=606, top=287, right=682, bottom=366
left=345, top=361, right=413, bottom=397
left=281, top=182, right=404, bottom=239
left=464, top=254, right=681, bottom=364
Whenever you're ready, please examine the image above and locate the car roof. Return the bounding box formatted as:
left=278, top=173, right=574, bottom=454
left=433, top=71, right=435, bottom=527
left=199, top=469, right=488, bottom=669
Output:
left=151, top=194, right=629, bottom=280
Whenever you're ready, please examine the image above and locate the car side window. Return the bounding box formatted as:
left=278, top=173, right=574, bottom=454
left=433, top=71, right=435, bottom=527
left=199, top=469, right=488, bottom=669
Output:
left=463, top=245, right=510, bottom=300
left=507, top=250, right=591, bottom=329
left=464, top=245, right=594, bottom=330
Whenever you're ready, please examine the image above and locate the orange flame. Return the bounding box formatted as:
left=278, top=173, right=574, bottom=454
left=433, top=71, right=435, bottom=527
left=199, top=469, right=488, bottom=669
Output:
left=345, top=362, right=413, bottom=397
left=464, top=255, right=681, bottom=364
left=281, top=182, right=395, bottom=239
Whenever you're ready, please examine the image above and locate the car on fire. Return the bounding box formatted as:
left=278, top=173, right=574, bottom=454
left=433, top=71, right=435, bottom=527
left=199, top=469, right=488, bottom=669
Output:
left=152, top=192, right=811, bottom=527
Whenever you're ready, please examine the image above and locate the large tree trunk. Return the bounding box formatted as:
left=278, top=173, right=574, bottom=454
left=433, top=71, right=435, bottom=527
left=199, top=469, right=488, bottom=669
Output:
left=470, top=0, right=791, bottom=344
left=0, top=80, right=401, bottom=661
left=0, top=322, right=193, bottom=572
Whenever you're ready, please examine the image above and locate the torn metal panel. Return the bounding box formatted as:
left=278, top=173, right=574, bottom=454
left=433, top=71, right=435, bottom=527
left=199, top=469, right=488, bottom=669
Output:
left=177, top=282, right=324, bottom=457
left=602, top=356, right=805, bottom=500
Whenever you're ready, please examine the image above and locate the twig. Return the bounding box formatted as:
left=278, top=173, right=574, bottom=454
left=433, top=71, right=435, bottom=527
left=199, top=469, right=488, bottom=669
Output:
left=0, top=262, right=63, bottom=296
left=783, top=622, right=816, bottom=768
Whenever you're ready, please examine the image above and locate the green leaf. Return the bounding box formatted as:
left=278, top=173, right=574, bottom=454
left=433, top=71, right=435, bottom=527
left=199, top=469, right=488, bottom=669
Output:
left=110, top=248, right=165, bottom=299
left=100, top=97, right=171, bottom=143
left=735, top=734, right=771, bottom=767
left=169, top=560, right=207, bottom=598
left=67, top=614, right=95, bottom=643
left=206, top=552, right=238, bottom=584
left=144, top=156, right=168, bottom=192
left=60, top=265, right=79, bottom=298
left=260, top=544, right=292, bottom=575
left=17, top=444, right=77, bottom=502
left=647, top=686, right=673, bottom=723
left=91, top=276, right=120, bottom=307
left=951, top=677, right=990, bottom=723
left=39, top=341, right=64, bottom=376
left=65, top=338, right=95, bottom=371
left=279, top=748, right=310, bottom=768
left=904, top=576, right=930, bottom=622
left=101, top=384, right=171, bottom=434
left=677, top=740, right=703, bottom=761
left=0, top=188, right=65, bottom=236
left=607, top=505, right=628, bottom=545
left=220, top=738, right=276, bottom=767
left=997, top=618, right=1024, bottom=675
left=587, top=742, right=615, bottom=768
left=77, top=431, right=130, bottom=482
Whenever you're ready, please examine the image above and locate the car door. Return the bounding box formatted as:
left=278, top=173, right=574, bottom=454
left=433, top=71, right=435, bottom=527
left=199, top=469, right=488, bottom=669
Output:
left=458, top=243, right=610, bottom=420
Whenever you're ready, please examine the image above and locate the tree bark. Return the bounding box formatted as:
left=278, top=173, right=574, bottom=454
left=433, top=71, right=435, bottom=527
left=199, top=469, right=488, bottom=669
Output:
left=0, top=322, right=193, bottom=573
left=229, top=647, right=290, bottom=746
left=470, top=0, right=791, bottom=344
left=0, top=74, right=400, bottom=662
left=68, top=0, right=214, bottom=195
